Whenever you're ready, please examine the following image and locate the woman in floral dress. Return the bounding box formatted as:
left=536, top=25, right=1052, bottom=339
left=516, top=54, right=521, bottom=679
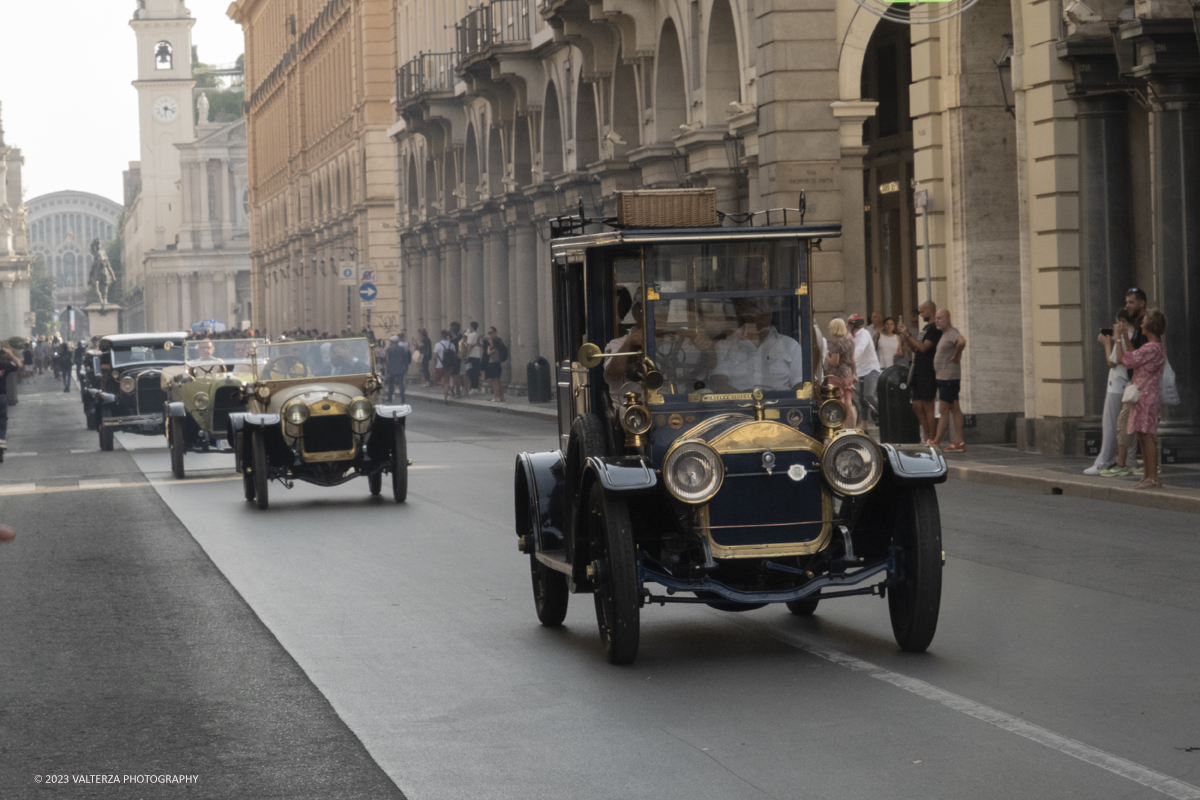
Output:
left=1121, top=309, right=1167, bottom=489
left=824, top=318, right=858, bottom=429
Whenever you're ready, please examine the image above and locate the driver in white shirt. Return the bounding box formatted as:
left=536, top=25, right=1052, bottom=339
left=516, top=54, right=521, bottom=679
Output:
left=711, top=298, right=805, bottom=392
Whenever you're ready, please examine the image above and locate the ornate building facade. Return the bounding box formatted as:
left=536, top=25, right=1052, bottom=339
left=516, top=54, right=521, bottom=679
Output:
left=227, top=0, right=400, bottom=338
left=389, top=0, right=1198, bottom=453
left=26, top=191, right=122, bottom=314
left=0, top=103, right=33, bottom=340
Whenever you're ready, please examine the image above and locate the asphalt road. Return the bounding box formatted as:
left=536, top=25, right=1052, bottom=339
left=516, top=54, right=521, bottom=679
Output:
left=3, top=381, right=1199, bottom=799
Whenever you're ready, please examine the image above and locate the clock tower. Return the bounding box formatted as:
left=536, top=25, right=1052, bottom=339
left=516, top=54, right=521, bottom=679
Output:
left=129, top=0, right=195, bottom=251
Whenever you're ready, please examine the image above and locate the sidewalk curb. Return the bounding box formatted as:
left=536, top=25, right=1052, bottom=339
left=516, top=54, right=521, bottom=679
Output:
left=946, top=463, right=1200, bottom=516
left=405, top=390, right=557, bottom=422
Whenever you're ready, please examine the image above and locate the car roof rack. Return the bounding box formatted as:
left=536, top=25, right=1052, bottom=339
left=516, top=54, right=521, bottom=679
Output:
left=549, top=190, right=812, bottom=240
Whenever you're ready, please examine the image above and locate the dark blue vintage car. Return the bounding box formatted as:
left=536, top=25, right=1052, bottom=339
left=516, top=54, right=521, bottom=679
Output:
left=514, top=189, right=947, bottom=664
left=91, top=332, right=189, bottom=451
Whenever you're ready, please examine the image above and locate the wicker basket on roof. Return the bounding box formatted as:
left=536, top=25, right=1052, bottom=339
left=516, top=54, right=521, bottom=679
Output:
left=615, top=188, right=718, bottom=228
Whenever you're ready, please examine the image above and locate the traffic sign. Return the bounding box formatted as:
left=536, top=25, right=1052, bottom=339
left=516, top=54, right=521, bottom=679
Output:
left=359, top=301, right=376, bottom=310
left=338, top=261, right=357, bottom=286
left=23, top=311, right=36, bottom=327
left=359, top=282, right=378, bottom=302
left=359, top=264, right=376, bottom=283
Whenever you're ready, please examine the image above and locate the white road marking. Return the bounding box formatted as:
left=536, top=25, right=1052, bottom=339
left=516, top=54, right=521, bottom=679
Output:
left=761, top=624, right=1200, bottom=800
left=4, top=451, right=37, bottom=457
left=0, top=483, right=38, bottom=495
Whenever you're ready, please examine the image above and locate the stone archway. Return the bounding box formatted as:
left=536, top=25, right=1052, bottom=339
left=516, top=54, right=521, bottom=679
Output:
left=424, top=159, right=438, bottom=218
left=464, top=125, right=481, bottom=205
left=576, top=82, right=600, bottom=169
left=444, top=152, right=458, bottom=213
left=406, top=156, right=419, bottom=220
left=704, top=0, right=740, bottom=126
left=612, top=49, right=640, bottom=152
left=513, top=116, right=533, bottom=187
left=487, top=126, right=504, bottom=196
left=543, top=83, right=564, bottom=178
left=654, top=19, right=687, bottom=141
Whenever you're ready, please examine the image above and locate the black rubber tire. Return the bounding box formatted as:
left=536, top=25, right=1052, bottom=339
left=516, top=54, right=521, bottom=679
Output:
left=888, top=484, right=942, bottom=653
left=169, top=417, right=186, bottom=480
left=392, top=424, right=408, bottom=503
left=588, top=481, right=639, bottom=665
left=786, top=597, right=820, bottom=616
left=243, top=462, right=255, bottom=501
left=98, top=424, right=114, bottom=452
left=368, top=471, right=382, bottom=495
left=85, top=401, right=98, bottom=430
left=565, top=413, right=609, bottom=561
left=530, top=554, right=569, bottom=627
left=251, top=429, right=269, bottom=510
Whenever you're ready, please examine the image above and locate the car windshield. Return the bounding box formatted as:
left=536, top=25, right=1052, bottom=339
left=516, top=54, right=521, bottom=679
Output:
left=186, top=339, right=265, bottom=373
left=611, top=242, right=807, bottom=397
left=111, top=343, right=184, bottom=366
left=253, top=338, right=373, bottom=380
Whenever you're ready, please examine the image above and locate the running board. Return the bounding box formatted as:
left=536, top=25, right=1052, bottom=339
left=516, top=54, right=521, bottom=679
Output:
left=535, top=550, right=573, bottom=576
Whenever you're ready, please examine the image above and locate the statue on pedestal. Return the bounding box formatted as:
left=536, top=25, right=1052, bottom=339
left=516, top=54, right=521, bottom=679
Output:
left=89, top=238, right=117, bottom=306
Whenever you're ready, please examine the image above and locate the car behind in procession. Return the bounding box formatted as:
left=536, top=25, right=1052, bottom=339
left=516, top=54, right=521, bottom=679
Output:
left=164, top=338, right=266, bottom=479
left=229, top=337, right=411, bottom=509
left=514, top=189, right=948, bottom=664
left=90, top=332, right=188, bottom=451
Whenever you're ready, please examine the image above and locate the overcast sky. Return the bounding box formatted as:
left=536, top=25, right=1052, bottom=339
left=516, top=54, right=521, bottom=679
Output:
left=0, top=0, right=245, bottom=205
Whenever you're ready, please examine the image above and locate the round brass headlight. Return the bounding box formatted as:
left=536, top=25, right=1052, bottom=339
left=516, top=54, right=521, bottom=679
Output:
left=348, top=397, right=373, bottom=422
left=821, top=432, right=883, bottom=496
left=663, top=441, right=724, bottom=505
left=620, top=403, right=652, bottom=436
left=255, top=384, right=270, bottom=400
left=119, top=375, right=136, bottom=394
left=284, top=401, right=309, bottom=425
left=193, top=392, right=210, bottom=410
left=818, top=399, right=847, bottom=428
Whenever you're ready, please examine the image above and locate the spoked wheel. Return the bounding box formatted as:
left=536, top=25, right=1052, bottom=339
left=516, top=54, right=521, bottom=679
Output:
left=391, top=423, right=407, bottom=503
left=587, top=481, right=639, bottom=664
left=98, top=424, right=114, bottom=451
left=530, top=553, right=569, bottom=627
left=251, top=429, right=269, bottom=510
left=888, top=484, right=942, bottom=653
left=786, top=597, right=820, bottom=616
left=368, top=471, right=382, bottom=495
left=564, top=413, right=609, bottom=562
left=169, top=417, right=186, bottom=479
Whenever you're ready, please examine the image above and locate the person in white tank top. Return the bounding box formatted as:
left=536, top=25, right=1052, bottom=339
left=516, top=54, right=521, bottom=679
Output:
left=876, top=317, right=903, bottom=370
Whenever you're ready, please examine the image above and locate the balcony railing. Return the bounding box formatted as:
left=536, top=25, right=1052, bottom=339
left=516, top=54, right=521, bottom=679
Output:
left=456, top=0, right=531, bottom=64
left=396, top=52, right=458, bottom=105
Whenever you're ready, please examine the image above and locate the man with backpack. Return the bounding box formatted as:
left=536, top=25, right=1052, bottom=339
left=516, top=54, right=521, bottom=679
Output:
left=433, top=330, right=460, bottom=402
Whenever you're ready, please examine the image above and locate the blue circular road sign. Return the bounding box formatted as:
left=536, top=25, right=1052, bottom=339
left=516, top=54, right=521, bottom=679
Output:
left=359, top=282, right=378, bottom=302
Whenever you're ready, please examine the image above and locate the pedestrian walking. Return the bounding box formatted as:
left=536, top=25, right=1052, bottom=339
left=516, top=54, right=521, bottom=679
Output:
left=56, top=343, right=73, bottom=392
left=823, top=317, right=857, bottom=429
left=930, top=308, right=966, bottom=451
left=433, top=330, right=459, bottom=402
left=449, top=321, right=465, bottom=398
left=876, top=317, right=903, bottom=370
left=1104, top=288, right=1148, bottom=478
left=0, top=348, right=20, bottom=449
left=33, top=337, right=48, bottom=376
left=849, top=314, right=881, bottom=425
left=1086, top=309, right=1133, bottom=475
left=897, top=301, right=941, bottom=444
left=483, top=327, right=508, bottom=402
left=1121, top=309, right=1166, bottom=489
left=385, top=334, right=410, bottom=403
left=417, top=329, right=433, bottom=386
left=21, top=341, right=33, bottom=379
left=74, top=340, right=86, bottom=384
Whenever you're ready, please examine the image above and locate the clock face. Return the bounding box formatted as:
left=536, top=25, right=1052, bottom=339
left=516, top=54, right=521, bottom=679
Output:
left=153, top=96, right=179, bottom=123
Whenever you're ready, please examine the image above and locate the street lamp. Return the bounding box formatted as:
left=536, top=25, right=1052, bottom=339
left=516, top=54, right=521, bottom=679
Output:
left=995, top=34, right=1015, bottom=118
left=723, top=132, right=746, bottom=174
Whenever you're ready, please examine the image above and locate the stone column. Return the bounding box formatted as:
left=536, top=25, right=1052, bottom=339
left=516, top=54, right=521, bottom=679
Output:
left=1148, top=77, right=1200, bottom=428
left=198, top=161, right=213, bottom=249
left=1075, top=93, right=1132, bottom=417
left=422, top=230, right=442, bottom=335
left=481, top=214, right=509, bottom=360
left=1124, top=19, right=1200, bottom=430
left=462, top=222, right=484, bottom=328
left=506, top=202, right=538, bottom=386
left=439, top=223, right=462, bottom=327
left=402, top=234, right=423, bottom=335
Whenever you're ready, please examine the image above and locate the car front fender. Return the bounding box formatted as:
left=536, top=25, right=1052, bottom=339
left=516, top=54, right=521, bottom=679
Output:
left=880, top=443, right=947, bottom=484
left=242, top=413, right=281, bottom=428
left=583, top=455, right=658, bottom=494
left=375, top=403, right=411, bottom=420
left=515, top=450, right=567, bottom=552
left=98, top=392, right=116, bottom=405
left=166, top=402, right=187, bottom=418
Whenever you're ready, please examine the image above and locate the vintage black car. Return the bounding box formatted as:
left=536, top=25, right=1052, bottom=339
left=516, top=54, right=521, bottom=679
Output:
left=91, top=332, right=188, bottom=451
left=229, top=338, right=410, bottom=508
left=513, top=189, right=947, bottom=664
